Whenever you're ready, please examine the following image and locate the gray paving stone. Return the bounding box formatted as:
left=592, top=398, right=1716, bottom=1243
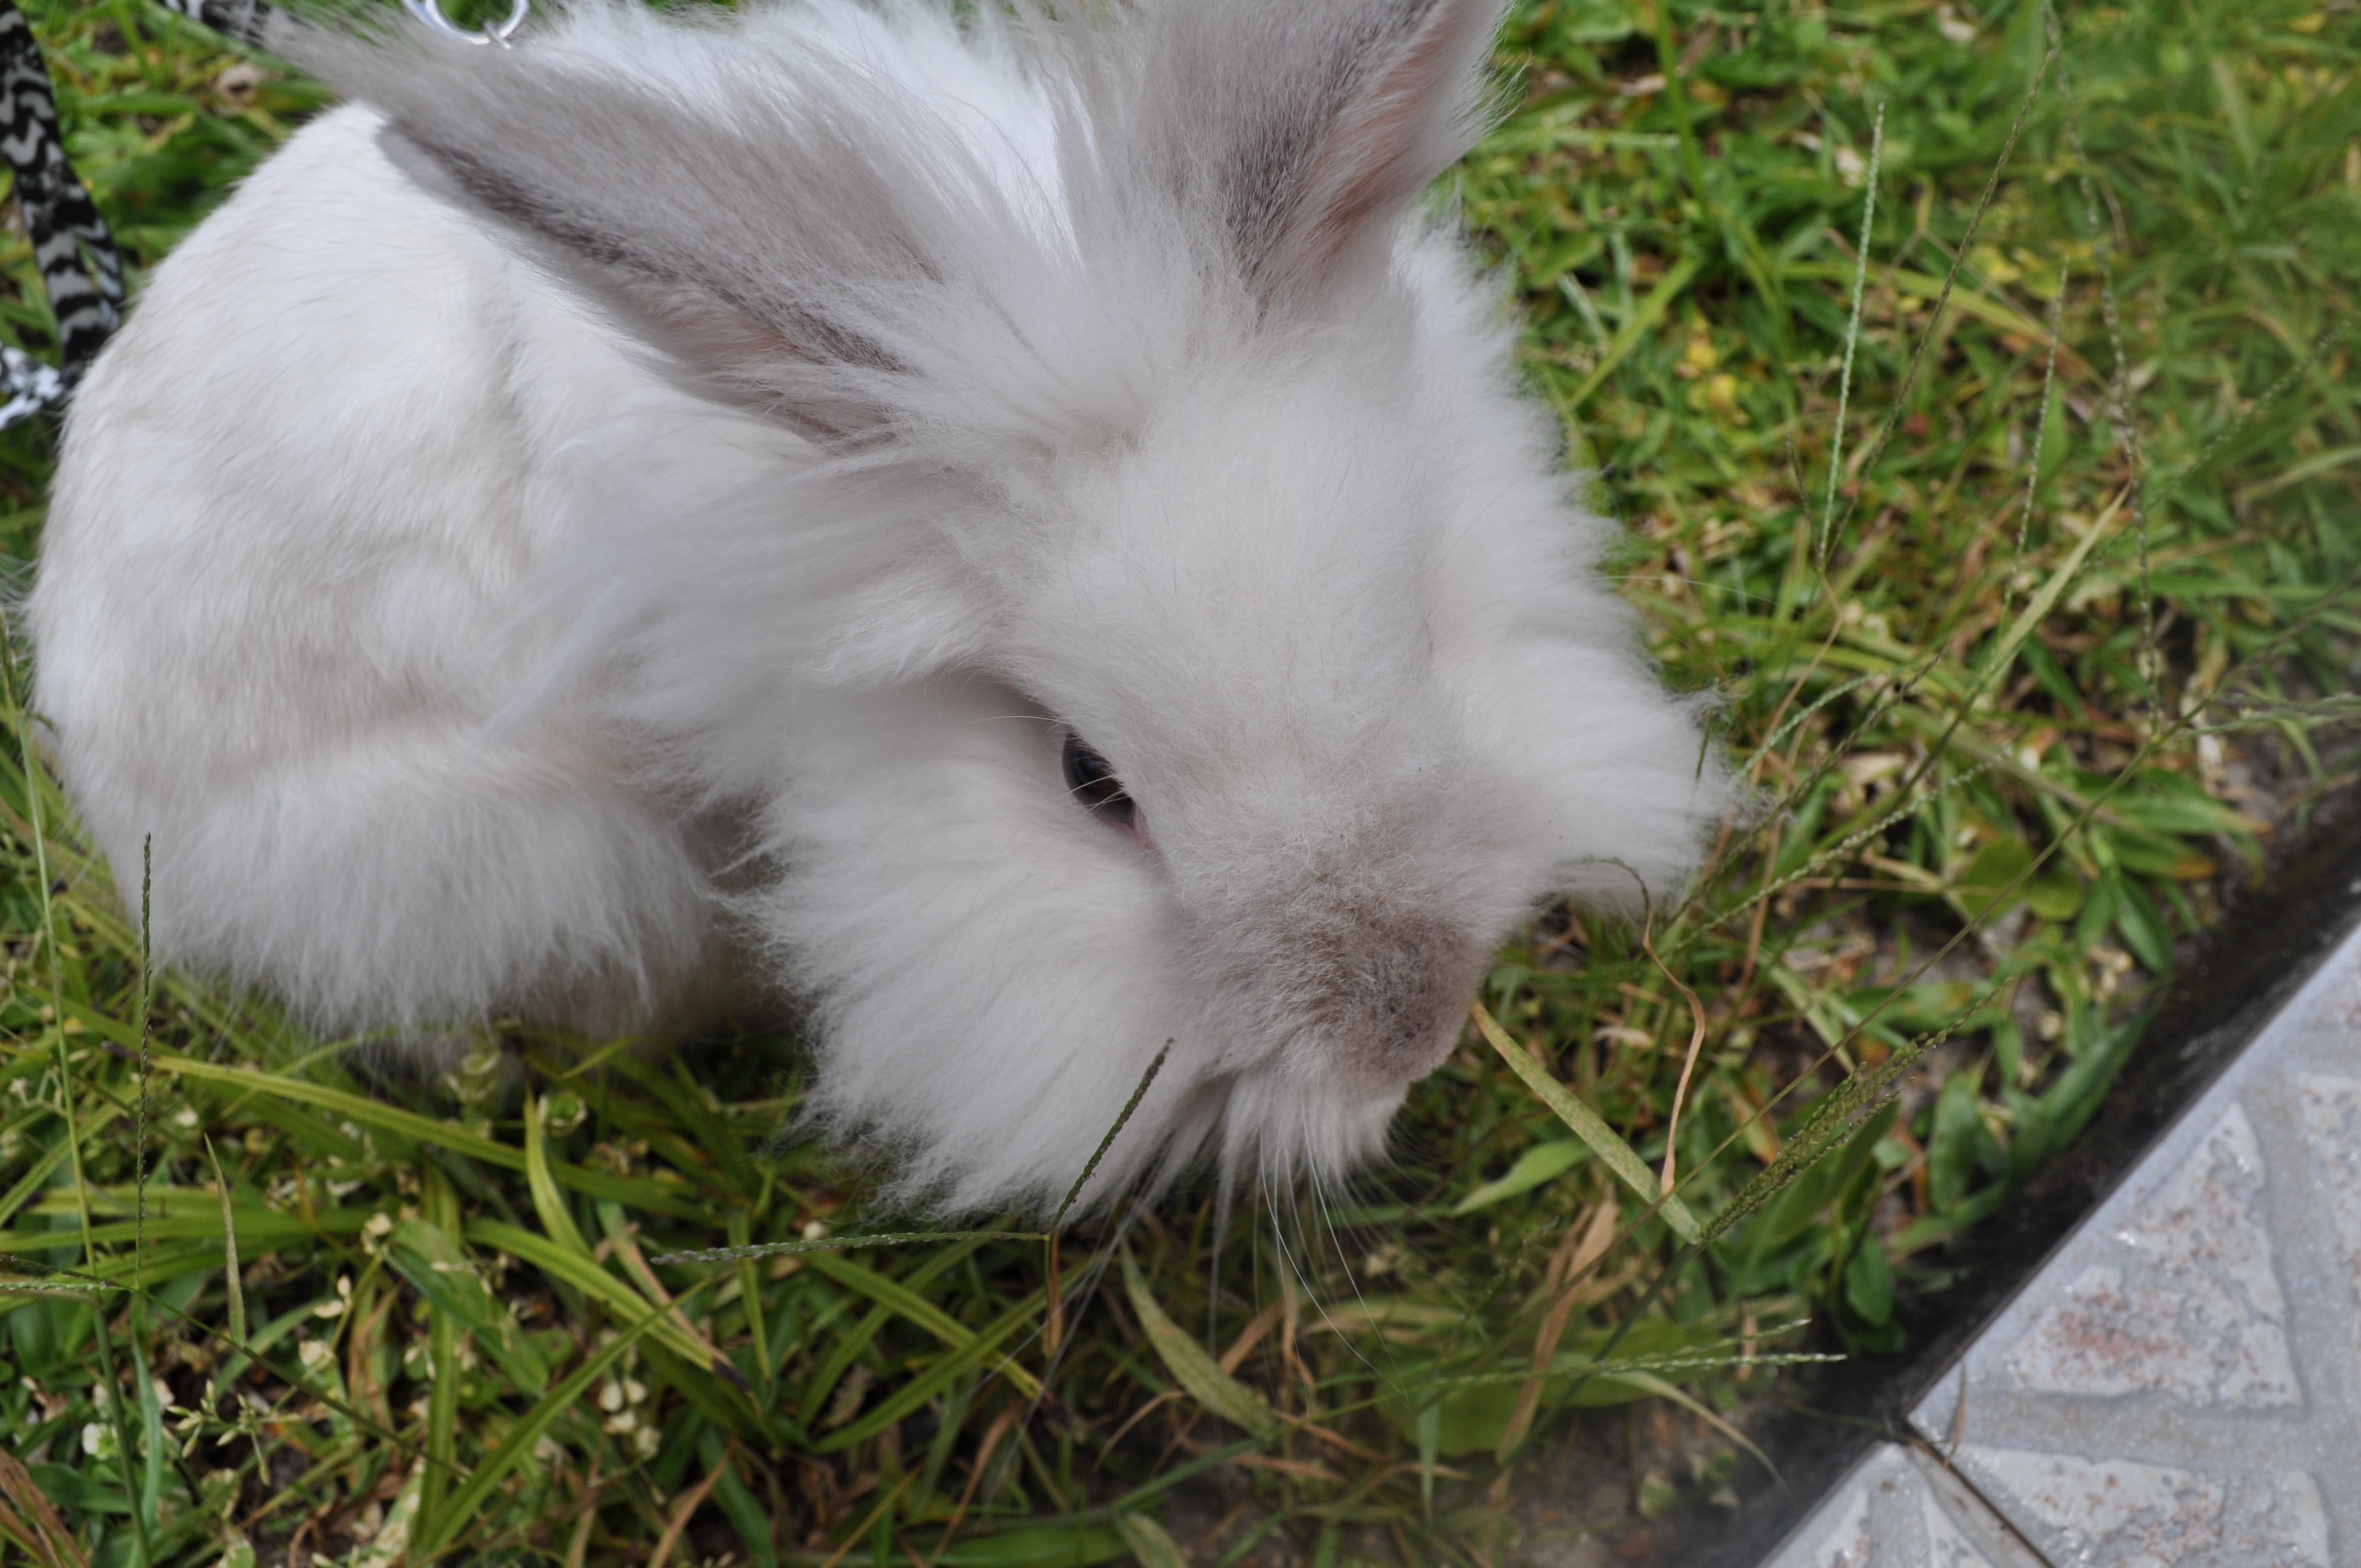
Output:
left=1901, top=918, right=2361, bottom=1566
left=1997, top=1104, right=2297, bottom=1410
left=1952, top=1446, right=2327, bottom=1567
left=1756, top=1442, right=2047, bottom=1568
left=2297, top=1072, right=2361, bottom=1371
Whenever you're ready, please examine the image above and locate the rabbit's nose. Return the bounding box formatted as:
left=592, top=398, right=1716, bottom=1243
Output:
left=1274, top=905, right=1490, bottom=1087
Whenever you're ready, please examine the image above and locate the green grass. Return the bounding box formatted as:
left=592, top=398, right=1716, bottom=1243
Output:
left=2, top=0, right=2358, bottom=1563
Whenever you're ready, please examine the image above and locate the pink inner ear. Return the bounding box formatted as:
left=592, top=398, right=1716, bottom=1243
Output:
left=629, top=287, right=894, bottom=447
left=1264, top=0, right=1498, bottom=293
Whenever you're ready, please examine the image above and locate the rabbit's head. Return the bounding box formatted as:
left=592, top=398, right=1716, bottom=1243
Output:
left=297, top=0, right=1728, bottom=1211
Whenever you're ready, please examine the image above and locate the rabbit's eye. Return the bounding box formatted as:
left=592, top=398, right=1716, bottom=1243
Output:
left=1062, top=732, right=1136, bottom=826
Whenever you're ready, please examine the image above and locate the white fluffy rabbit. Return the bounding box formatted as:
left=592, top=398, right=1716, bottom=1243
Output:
left=29, top=0, right=1727, bottom=1211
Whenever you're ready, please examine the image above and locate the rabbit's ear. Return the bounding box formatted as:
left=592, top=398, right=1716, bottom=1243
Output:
left=286, top=18, right=990, bottom=445
left=1142, top=0, right=1507, bottom=303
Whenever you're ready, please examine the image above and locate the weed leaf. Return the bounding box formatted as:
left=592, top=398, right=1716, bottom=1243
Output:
left=1472, top=1002, right=1701, bottom=1243
left=1119, top=1247, right=1279, bottom=1442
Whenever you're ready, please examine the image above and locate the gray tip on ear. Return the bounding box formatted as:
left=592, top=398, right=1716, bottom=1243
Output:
left=278, top=2, right=988, bottom=445
left=1130, top=0, right=1510, bottom=302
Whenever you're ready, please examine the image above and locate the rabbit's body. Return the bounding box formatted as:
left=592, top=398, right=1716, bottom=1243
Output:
left=31, top=0, right=1726, bottom=1209
left=38, top=103, right=738, bottom=1038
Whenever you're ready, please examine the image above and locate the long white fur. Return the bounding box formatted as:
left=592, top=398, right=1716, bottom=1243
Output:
left=29, top=0, right=1728, bottom=1213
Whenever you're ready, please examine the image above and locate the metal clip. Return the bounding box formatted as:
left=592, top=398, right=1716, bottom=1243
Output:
left=401, top=0, right=528, bottom=47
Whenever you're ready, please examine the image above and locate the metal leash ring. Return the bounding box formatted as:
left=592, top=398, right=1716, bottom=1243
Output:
left=400, top=0, right=527, bottom=47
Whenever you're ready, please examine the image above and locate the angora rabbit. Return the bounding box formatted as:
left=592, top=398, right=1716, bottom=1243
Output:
left=29, top=0, right=1727, bottom=1211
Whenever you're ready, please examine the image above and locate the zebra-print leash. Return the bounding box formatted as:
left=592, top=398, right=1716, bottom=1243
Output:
left=0, top=0, right=283, bottom=429
left=0, top=0, right=126, bottom=426
left=0, top=0, right=513, bottom=432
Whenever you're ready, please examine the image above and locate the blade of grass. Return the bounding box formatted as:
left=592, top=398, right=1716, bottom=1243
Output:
left=1, top=607, right=155, bottom=1568
left=143, top=1051, right=704, bottom=1217
left=1047, top=1039, right=1169, bottom=1359
left=1117, top=1245, right=1279, bottom=1444
left=1114, top=1512, right=1189, bottom=1568
left=647, top=1230, right=1043, bottom=1266
left=1562, top=253, right=1705, bottom=411
left=523, top=1087, right=598, bottom=1258
left=466, top=1218, right=728, bottom=1380
left=411, top=1281, right=701, bottom=1559
left=416, top=1165, right=463, bottom=1545
left=1977, top=488, right=2131, bottom=686
left=1777, top=262, right=2094, bottom=379
left=815, top=1287, right=1047, bottom=1454
left=0, top=1451, right=92, bottom=1568
left=1471, top=1001, right=1700, bottom=1244
left=1819, top=101, right=1885, bottom=571
left=202, top=1137, right=244, bottom=1346
left=593, top=1202, right=753, bottom=1393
